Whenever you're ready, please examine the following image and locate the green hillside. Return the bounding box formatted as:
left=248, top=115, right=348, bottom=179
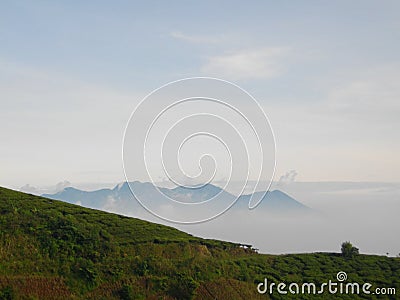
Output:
left=0, top=187, right=399, bottom=299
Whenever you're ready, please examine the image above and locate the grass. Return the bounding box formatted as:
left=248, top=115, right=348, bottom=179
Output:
left=0, top=186, right=399, bottom=299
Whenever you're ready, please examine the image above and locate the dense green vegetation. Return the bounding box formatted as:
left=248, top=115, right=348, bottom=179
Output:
left=0, top=187, right=399, bottom=299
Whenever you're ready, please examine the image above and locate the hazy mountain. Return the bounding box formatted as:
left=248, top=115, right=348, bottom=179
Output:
left=43, top=181, right=310, bottom=214
left=237, top=190, right=309, bottom=211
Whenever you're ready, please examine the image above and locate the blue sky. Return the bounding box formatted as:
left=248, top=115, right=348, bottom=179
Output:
left=1, top=1, right=399, bottom=188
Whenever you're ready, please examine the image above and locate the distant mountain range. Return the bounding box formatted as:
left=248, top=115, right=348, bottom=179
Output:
left=43, top=181, right=310, bottom=215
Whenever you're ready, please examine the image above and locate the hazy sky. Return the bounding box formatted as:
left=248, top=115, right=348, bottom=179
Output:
left=1, top=1, right=399, bottom=189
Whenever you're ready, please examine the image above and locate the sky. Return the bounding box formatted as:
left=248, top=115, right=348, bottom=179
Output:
left=1, top=0, right=400, bottom=189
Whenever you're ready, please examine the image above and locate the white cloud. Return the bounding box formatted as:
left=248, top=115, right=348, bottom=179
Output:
left=201, top=47, right=289, bottom=80
left=103, top=196, right=118, bottom=211
left=326, top=64, right=400, bottom=117
left=0, top=60, right=136, bottom=113
left=19, top=181, right=71, bottom=195
left=277, top=170, right=298, bottom=187
left=19, top=184, right=41, bottom=195
left=170, top=31, right=224, bottom=44
left=55, top=180, right=72, bottom=192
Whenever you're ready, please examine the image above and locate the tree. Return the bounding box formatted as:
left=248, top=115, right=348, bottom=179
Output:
left=341, top=241, right=359, bottom=258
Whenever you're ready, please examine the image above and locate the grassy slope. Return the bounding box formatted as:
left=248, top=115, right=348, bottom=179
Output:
left=0, top=187, right=399, bottom=299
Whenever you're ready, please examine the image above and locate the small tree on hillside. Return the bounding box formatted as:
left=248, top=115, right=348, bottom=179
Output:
left=341, top=241, right=359, bottom=258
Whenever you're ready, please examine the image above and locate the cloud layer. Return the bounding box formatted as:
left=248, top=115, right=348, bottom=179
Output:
left=201, top=48, right=289, bottom=80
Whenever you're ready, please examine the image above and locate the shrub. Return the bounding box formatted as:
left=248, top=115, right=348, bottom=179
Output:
left=119, top=284, right=134, bottom=300
left=168, top=273, right=199, bottom=300
left=0, top=286, right=15, bottom=300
